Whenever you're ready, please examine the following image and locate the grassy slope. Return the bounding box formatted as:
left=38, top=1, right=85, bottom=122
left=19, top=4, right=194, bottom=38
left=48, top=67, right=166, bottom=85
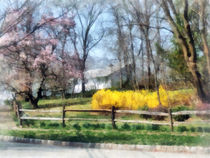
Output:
left=1, top=127, right=210, bottom=146
left=11, top=97, right=210, bottom=146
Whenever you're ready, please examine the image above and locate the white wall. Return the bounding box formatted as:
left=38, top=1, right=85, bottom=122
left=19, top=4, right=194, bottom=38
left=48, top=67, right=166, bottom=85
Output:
left=74, top=79, right=111, bottom=93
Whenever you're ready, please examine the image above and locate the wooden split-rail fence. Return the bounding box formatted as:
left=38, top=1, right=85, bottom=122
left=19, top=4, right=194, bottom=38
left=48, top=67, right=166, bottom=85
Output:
left=14, top=101, right=210, bottom=131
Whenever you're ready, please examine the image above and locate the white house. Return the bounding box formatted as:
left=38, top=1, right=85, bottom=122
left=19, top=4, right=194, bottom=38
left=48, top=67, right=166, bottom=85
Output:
left=74, top=63, right=127, bottom=93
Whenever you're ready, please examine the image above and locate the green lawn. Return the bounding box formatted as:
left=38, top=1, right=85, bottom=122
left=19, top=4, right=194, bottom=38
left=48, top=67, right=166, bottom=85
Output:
left=21, top=97, right=91, bottom=109
left=1, top=126, right=210, bottom=146
left=9, top=97, right=210, bottom=146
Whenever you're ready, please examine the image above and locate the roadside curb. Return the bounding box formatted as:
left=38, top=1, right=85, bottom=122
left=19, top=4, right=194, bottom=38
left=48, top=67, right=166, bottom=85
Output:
left=0, top=135, right=210, bottom=154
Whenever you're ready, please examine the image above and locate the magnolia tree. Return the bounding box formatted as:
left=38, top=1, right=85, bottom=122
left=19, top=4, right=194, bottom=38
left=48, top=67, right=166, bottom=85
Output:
left=0, top=4, right=81, bottom=108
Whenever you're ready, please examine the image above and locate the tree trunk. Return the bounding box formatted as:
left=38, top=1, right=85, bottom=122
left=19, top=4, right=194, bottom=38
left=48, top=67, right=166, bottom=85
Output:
left=129, top=24, right=137, bottom=89
left=119, top=58, right=123, bottom=89
left=200, top=0, right=210, bottom=76
left=187, top=61, right=207, bottom=101
left=28, top=93, right=39, bottom=109
left=81, top=71, right=86, bottom=94
left=30, top=99, right=39, bottom=109
left=146, top=37, right=151, bottom=89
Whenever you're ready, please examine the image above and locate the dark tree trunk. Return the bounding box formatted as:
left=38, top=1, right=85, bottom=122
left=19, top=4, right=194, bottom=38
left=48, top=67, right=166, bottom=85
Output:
left=81, top=71, right=86, bottom=94
left=188, top=63, right=207, bottom=102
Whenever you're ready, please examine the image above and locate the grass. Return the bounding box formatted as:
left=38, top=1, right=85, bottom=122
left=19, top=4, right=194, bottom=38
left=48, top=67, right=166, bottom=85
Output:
left=9, top=97, right=210, bottom=146
left=0, top=126, right=210, bottom=146
left=20, top=119, right=210, bottom=133
left=21, top=97, right=91, bottom=109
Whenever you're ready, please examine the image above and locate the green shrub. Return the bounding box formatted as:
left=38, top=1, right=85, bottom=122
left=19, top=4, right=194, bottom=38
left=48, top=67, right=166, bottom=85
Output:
left=132, top=124, right=144, bottom=130
left=172, top=106, right=191, bottom=122
left=151, top=124, right=160, bottom=130
left=73, top=123, right=81, bottom=130
left=40, top=122, right=46, bottom=128
left=203, top=127, right=210, bottom=133
left=197, top=127, right=203, bottom=132
left=177, top=126, right=188, bottom=132
left=23, top=120, right=35, bottom=127
left=121, top=123, right=131, bottom=130
left=48, top=122, right=60, bottom=128
left=190, top=127, right=196, bottom=132
left=82, top=123, right=105, bottom=129
left=159, top=126, right=170, bottom=132
left=82, top=123, right=91, bottom=129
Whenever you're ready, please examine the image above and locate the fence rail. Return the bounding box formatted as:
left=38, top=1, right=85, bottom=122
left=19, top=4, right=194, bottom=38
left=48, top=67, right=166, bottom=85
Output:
left=14, top=102, right=210, bottom=131
left=116, top=110, right=168, bottom=116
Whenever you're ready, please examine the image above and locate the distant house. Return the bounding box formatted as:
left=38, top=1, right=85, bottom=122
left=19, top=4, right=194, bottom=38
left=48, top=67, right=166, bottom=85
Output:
left=74, top=63, right=136, bottom=93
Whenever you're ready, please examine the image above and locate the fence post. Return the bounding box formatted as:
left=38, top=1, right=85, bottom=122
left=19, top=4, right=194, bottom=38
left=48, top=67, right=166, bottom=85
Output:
left=111, top=106, right=116, bottom=129
left=62, top=105, right=66, bottom=127
left=168, top=108, right=173, bottom=131
left=13, top=100, right=18, bottom=117
left=16, top=101, right=23, bottom=127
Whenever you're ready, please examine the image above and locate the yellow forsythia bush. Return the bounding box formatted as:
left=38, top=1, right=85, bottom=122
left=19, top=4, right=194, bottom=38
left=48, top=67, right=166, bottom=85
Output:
left=91, top=86, right=194, bottom=110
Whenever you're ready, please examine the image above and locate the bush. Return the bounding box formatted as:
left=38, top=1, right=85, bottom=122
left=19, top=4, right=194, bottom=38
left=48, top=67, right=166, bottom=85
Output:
left=23, top=120, right=35, bottom=127
left=121, top=123, right=131, bottom=130
left=132, top=124, right=144, bottom=131
left=177, top=126, right=188, bottom=132
left=92, top=87, right=194, bottom=110
left=151, top=124, right=160, bottom=130
left=190, top=127, right=196, bottom=132
left=172, top=106, right=191, bottom=122
left=82, top=122, right=91, bottom=129
left=197, top=127, right=203, bottom=132
left=48, top=122, right=60, bottom=128
left=72, top=123, right=81, bottom=130
left=82, top=123, right=105, bottom=129
left=203, top=127, right=210, bottom=133
left=40, top=122, right=46, bottom=128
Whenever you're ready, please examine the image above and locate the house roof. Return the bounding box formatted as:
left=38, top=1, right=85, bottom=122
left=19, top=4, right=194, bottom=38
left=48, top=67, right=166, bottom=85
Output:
left=84, top=63, right=124, bottom=79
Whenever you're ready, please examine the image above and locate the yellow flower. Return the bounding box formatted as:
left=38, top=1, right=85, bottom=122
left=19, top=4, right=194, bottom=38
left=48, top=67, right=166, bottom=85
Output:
left=91, top=86, right=194, bottom=110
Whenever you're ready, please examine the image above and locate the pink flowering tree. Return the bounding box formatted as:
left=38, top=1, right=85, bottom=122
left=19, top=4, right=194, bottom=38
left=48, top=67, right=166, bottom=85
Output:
left=0, top=3, right=81, bottom=108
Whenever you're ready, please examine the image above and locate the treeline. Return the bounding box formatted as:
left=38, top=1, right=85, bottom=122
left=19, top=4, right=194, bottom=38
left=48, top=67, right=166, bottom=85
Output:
left=0, top=0, right=209, bottom=108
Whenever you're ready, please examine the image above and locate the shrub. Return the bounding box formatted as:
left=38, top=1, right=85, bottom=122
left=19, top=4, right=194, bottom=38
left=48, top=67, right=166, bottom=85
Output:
left=23, top=120, right=35, bottom=127
left=121, top=123, right=131, bottom=130
left=92, top=86, right=194, bottom=110
left=132, top=124, right=144, bottom=130
left=151, top=124, right=160, bottom=130
left=82, top=122, right=91, bottom=129
left=40, top=122, right=46, bottom=128
left=73, top=123, right=81, bottom=130
left=48, top=122, right=60, bottom=128
left=203, top=127, right=210, bottom=133
left=190, top=127, right=196, bottom=132
left=197, top=127, right=203, bottom=132
left=177, top=126, right=188, bottom=132
left=172, top=106, right=191, bottom=122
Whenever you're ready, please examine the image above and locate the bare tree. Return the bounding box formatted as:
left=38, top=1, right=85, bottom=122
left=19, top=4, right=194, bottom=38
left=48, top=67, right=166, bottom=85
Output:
left=74, top=1, right=104, bottom=93
left=129, top=0, right=155, bottom=89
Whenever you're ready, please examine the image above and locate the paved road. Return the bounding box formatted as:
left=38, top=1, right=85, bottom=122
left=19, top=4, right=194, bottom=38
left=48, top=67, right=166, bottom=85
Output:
left=0, top=141, right=209, bottom=158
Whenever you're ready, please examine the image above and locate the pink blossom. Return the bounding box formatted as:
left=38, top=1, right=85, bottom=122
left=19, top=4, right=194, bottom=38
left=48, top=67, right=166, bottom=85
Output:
left=49, top=39, right=58, bottom=45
